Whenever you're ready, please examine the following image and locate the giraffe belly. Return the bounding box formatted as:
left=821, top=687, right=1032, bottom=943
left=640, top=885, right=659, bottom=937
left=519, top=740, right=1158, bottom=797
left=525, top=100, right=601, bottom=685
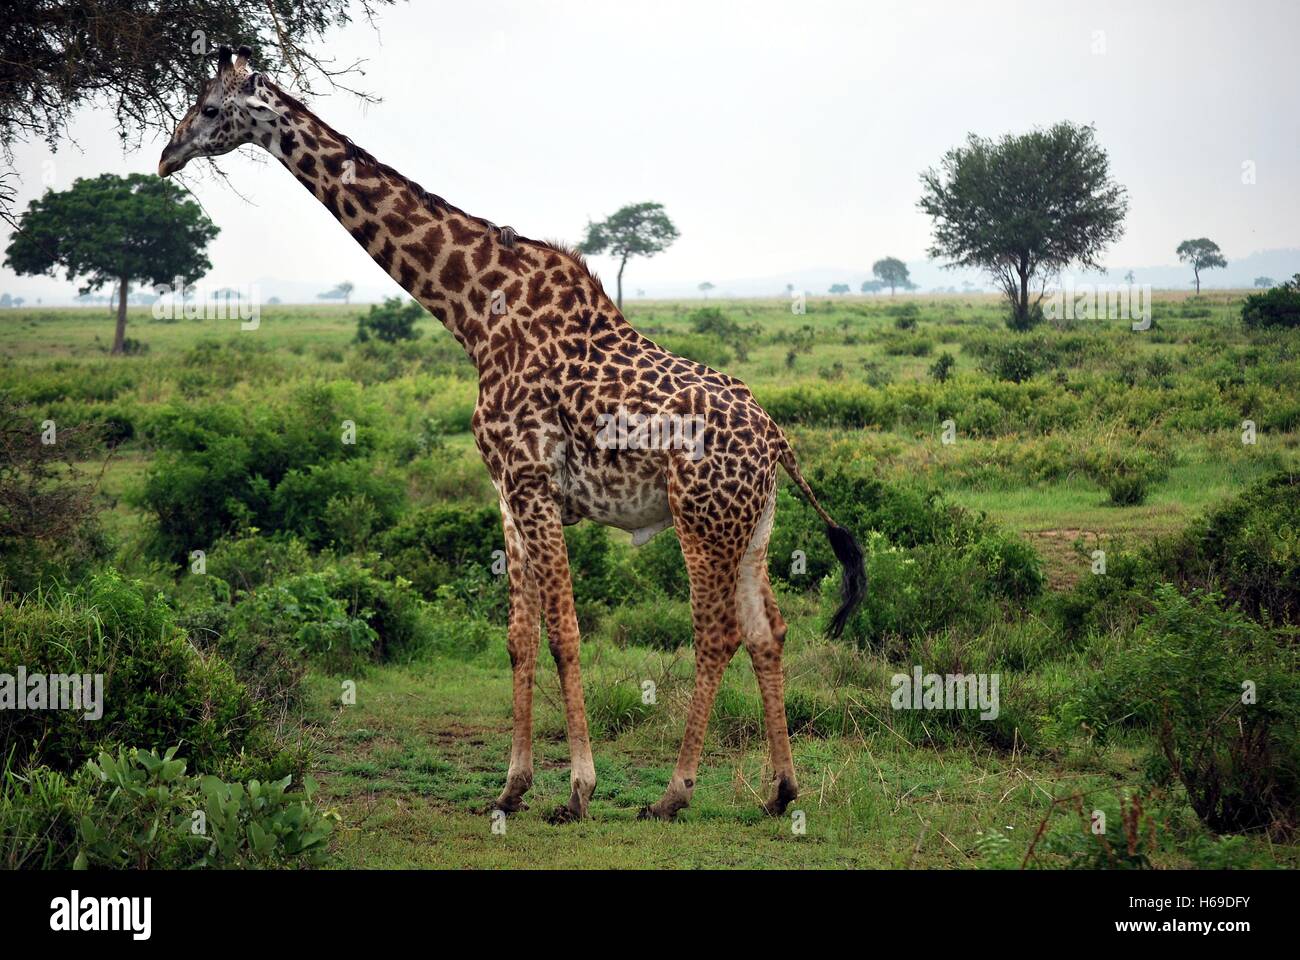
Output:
left=561, top=462, right=673, bottom=544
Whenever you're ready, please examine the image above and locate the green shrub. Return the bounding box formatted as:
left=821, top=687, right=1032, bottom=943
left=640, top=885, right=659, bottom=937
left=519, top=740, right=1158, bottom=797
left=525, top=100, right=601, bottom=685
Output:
left=1240, top=274, right=1300, bottom=329
left=605, top=597, right=694, bottom=649
left=0, top=571, right=278, bottom=779
left=227, top=569, right=380, bottom=676
left=630, top=528, right=690, bottom=599
left=984, top=343, right=1037, bottom=382
left=204, top=531, right=313, bottom=595
left=969, top=531, right=1045, bottom=603
left=654, top=332, right=733, bottom=370
left=1158, top=470, right=1300, bottom=622
left=0, top=746, right=334, bottom=869
left=376, top=505, right=503, bottom=599
left=1070, top=587, right=1298, bottom=834
left=355, top=296, right=424, bottom=343
left=269, top=460, right=405, bottom=549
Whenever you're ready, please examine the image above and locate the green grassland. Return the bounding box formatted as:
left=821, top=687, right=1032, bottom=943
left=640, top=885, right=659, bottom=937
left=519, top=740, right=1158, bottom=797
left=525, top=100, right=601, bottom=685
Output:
left=2, top=290, right=1297, bottom=869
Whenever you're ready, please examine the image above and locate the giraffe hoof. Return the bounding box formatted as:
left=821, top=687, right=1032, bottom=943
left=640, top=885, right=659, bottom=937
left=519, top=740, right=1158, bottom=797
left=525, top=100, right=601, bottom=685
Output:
left=489, top=798, right=528, bottom=815
left=545, top=802, right=585, bottom=824
left=637, top=803, right=678, bottom=822
left=762, top=778, right=799, bottom=817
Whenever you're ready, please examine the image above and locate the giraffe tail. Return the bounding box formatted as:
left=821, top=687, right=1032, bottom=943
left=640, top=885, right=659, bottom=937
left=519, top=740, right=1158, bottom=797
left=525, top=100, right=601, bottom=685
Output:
left=776, top=440, right=867, bottom=639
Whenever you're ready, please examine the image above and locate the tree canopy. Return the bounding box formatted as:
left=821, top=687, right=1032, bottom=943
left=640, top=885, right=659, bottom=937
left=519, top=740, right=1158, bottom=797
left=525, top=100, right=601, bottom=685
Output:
left=872, top=257, right=911, bottom=295
left=578, top=202, right=678, bottom=311
left=919, top=121, right=1128, bottom=330
left=5, top=172, right=217, bottom=353
left=1176, top=238, right=1227, bottom=293
left=0, top=0, right=392, bottom=223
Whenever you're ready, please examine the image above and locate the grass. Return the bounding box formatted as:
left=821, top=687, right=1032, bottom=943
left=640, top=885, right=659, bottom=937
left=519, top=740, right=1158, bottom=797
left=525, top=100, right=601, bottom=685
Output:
left=4, top=289, right=1298, bottom=869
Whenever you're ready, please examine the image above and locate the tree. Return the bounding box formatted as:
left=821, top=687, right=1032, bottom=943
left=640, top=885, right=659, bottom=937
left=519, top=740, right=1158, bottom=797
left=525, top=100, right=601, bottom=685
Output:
left=698, top=281, right=714, bottom=297
left=355, top=296, right=423, bottom=343
left=872, top=257, right=910, bottom=295
left=919, top=122, right=1128, bottom=331
left=577, top=202, right=679, bottom=311
left=319, top=281, right=354, bottom=304
left=0, top=0, right=394, bottom=225
left=860, top=279, right=885, bottom=295
left=1176, top=239, right=1226, bottom=294
left=1254, top=276, right=1275, bottom=289
left=829, top=283, right=851, bottom=294
left=4, top=173, right=217, bottom=354
left=1124, top=270, right=1136, bottom=285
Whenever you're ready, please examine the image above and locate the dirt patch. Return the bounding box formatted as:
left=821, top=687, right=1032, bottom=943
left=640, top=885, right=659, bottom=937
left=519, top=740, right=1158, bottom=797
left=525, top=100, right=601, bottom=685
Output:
left=1027, top=528, right=1101, bottom=591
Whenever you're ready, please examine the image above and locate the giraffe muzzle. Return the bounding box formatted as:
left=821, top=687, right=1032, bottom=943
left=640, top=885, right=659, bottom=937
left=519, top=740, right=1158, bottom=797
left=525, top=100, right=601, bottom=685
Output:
left=158, top=145, right=188, bottom=178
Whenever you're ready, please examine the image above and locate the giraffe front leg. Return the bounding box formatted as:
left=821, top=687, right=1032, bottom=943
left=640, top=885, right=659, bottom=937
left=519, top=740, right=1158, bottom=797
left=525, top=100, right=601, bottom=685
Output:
left=504, top=476, right=596, bottom=824
left=491, top=497, right=539, bottom=814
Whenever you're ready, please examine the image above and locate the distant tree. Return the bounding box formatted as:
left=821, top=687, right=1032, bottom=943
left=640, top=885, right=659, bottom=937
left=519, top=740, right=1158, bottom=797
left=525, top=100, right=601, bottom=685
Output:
left=829, top=283, right=851, bottom=294
left=872, top=257, right=910, bottom=295
left=355, top=297, right=424, bottom=343
left=4, top=173, right=217, bottom=354
left=1124, top=270, right=1136, bottom=285
left=318, top=281, right=354, bottom=304
left=1175, top=240, right=1226, bottom=294
left=578, top=202, right=679, bottom=311
left=1254, top=276, right=1275, bottom=289
left=860, top=279, right=885, bottom=295
left=1176, top=239, right=1226, bottom=294
left=0, top=293, right=10, bottom=307
left=698, top=281, right=714, bottom=297
left=919, top=122, right=1128, bottom=331
left=636, top=288, right=646, bottom=297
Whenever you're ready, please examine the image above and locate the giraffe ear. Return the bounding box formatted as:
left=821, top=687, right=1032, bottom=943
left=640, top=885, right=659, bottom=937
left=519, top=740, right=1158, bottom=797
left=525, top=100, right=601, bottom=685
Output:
left=235, top=45, right=253, bottom=71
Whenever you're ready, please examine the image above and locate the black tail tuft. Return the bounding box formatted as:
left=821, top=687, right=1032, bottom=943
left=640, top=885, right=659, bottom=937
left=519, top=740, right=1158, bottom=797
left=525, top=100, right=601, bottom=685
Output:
left=824, top=524, right=866, bottom=639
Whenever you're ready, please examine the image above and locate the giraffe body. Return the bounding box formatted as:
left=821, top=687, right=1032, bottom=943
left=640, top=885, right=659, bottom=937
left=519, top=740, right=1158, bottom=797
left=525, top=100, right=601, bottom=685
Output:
left=161, top=47, right=865, bottom=822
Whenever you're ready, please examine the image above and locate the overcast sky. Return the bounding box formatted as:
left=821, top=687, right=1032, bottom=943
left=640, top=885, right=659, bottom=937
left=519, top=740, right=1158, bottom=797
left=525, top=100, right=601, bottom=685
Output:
left=2, top=0, right=1297, bottom=301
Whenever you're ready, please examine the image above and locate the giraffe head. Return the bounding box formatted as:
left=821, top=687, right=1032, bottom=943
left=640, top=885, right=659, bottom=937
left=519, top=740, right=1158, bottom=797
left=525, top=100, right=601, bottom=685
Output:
left=158, top=45, right=277, bottom=177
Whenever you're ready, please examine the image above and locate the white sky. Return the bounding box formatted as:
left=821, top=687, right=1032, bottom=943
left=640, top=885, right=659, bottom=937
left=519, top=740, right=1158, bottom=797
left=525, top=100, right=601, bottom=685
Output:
left=2, top=0, right=1297, bottom=300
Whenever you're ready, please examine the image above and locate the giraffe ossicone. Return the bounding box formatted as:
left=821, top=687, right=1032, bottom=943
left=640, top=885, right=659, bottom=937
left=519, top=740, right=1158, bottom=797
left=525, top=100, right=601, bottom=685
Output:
left=160, top=44, right=867, bottom=824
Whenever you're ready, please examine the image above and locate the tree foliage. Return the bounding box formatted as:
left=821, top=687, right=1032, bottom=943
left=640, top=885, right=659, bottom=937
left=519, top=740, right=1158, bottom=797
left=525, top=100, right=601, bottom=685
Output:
left=355, top=296, right=424, bottom=343
left=1175, top=238, right=1227, bottom=294
left=919, top=122, right=1128, bottom=331
left=872, top=256, right=911, bottom=295
left=0, top=0, right=393, bottom=221
left=4, top=173, right=217, bottom=353
left=577, top=202, right=678, bottom=311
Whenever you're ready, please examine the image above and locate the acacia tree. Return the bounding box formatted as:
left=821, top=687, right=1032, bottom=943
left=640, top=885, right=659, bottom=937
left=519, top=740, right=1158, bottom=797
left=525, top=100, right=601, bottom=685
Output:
left=919, top=122, right=1128, bottom=330
left=319, top=280, right=355, bottom=304
left=1176, top=238, right=1227, bottom=294
left=5, top=173, right=217, bottom=353
left=0, top=0, right=392, bottom=224
left=872, top=257, right=910, bottom=295
left=578, top=202, right=679, bottom=311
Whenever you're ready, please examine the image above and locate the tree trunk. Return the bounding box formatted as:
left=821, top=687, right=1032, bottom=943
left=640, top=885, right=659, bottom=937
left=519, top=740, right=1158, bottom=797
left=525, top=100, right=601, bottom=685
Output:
left=1194, top=267, right=1201, bottom=294
left=111, top=278, right=129, bottom=355
left=616, top=256, right=627, bottom=313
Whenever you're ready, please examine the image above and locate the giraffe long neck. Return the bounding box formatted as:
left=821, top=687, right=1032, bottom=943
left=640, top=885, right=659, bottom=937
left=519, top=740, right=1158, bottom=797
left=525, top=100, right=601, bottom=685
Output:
left=259, top=79, right=544, bottom=367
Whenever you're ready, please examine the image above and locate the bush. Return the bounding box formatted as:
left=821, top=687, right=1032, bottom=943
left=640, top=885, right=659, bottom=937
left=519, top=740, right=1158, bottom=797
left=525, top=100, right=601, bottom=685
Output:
left=929, top=351, right=955, bottom=383
left=605, top=597, right=694, bottom=650
left=376, top=505, right=503, bottom=599
left=630, top=528, right=690, bottom=599
left=1241, top=274, right=1300, bottom=329
left=1070, top=587, right=1298, bottom=835
left=969, top=531, right=1045, bottom=603
left=586, top=682, right=654, bottom=738
left=269, top=460, right=406, bottom=549
left=355, top=296, right=424, bottom=343
left=0, top=746, right=334, bottom=869
left=984, top=344, right=1037, bottom=383
left=1158, top=470, right=1300, bottom=622
left=654, top=332, right=733, bottom=370
left=0, top=571, right=279, bottom=779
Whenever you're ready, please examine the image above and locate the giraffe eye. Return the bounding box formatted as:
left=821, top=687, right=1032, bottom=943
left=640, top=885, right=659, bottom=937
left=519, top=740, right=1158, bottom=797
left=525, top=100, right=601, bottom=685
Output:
left=202, top=105, right=219, bottom=118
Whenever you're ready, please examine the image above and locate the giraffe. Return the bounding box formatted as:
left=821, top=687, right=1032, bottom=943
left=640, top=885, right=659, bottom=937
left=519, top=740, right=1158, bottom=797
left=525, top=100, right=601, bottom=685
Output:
left=160, top=45, right=866, bottom=822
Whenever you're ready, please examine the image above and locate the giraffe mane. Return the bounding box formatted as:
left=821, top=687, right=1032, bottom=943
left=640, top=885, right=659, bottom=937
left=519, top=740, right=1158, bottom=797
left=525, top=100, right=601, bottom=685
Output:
left=262, top=78, right=604, bottom=293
